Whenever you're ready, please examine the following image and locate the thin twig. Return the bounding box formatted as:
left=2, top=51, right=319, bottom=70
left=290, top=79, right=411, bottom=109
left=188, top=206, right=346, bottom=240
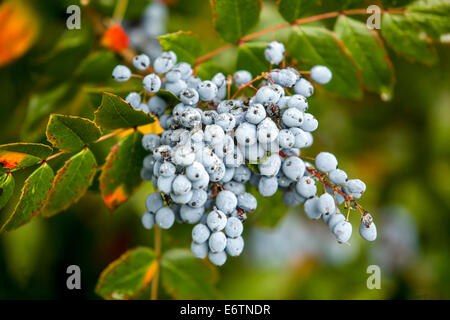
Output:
left=195, top=8, right=406, bottom=66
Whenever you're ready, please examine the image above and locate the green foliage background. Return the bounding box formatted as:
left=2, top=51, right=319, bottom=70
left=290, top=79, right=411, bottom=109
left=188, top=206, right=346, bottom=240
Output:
left=0, top=0, right=449, bottom=299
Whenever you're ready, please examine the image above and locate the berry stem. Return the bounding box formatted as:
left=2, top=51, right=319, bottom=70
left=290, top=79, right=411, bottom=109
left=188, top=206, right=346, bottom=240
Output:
left=305, top=165, right=367, bottom=216
left=194, top=8, right=406, bottom=66
left=231, top=73, right=269, bottom=99
left=151, top=225, right=161, bottom=300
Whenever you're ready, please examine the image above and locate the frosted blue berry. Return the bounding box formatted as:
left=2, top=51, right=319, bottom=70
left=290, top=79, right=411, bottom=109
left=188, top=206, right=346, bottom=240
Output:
left=237, top=192, right=257, bottom=212
left=145, top=192, right=163, bottom=213
left=296, top=176, right=317, bottom=198
left=282, top=107, right=304, bottom=127
left=148, top=96, right=166, bottom=116
left=310, top=65, right=332, bottom=84
left=226, top=236, right=244, bottom=257
left=188, top=189, right=208, bottom=208
left=329, top=169, right=348, bottom=185
left=315, top=152, right=338, bottom=173
left=180, top=204, right=204, bottom=224
left=208, top=251, right=227, bottom=266
left=282, top=157, right=305, bottom=181
left=224, top=217, right=243, bottom=238
left=359, top=221, right=377, bottom=242
left=191, top=241, right=208, bottom=259
left=258, top=176, right=278, bottom=197
left=192, top=223, right=211, bottom=244
left=206, top=209, right=227, bottom=232
left=179, top=87, right=199, bottom=105
left=143, top=74, right=161, bottom=93
left=303, top=196, right=322, bottom=219
left=165, top=79, right=187, bottom=96
left=318, top=193, right=336, bottom=215
left=333, top=220, right=352, bottom=242
left=197, top=81, right=218, bottom=101
left=155, top=206, right=175, bottom=229
left=288, top=94, right=308, bottom=112
left=216, top=190, right=238, bottom=214
left=234, top=70, right=252, bottom=87
left=142, top=212, right=155, bottom=229
left=264, top=41, right=285, bottom=64
left=294, top=78, right=314, bottom=97
left=245, top=104, right=266, bottom=125
left=153, top=56, right=174, bottom=74
left=112, top=65, right=131, bottom=82
left=278, top=129, right=295, bottom=148
left=209, top=231, right=227, bottom=253
left=125, top=92, right=141, bottom=109
left=133, top=54, right=151, bottom=70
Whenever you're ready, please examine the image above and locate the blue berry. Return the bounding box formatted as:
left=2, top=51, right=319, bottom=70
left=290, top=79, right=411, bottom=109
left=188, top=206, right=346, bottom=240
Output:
left=264, top=41, right=285, bottom=64
left=310, top=65, right=332, bottom=84
left=191, top=241, right=208, bottom=259
left=226, top=236, right=244, bottom=256
left=234, top=70, right=252, bottom=87
left=133, top=54, right=151, bottom=70
left=208, top=251, right=227, bottom=266
left=224, top=217, right=243, bottom=238
left=112, top=65, right=131, bottom=82
left=315, top=152, right=338, bottom=172
left=294, top=78, right=314, bottom=97
left=209, top=231, right=227, bottom=253
left=143, top=74, right=161, bottom=93
left=141, top=212, right=155, bottom=229
left=155, top=206, right=175, bottom=229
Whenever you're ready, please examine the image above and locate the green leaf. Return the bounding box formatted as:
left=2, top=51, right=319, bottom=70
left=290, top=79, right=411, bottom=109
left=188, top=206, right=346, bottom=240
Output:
left=0, top=143, right=52, bottom=172
left=94, top=92, right=155, bottom=130
left=157, top=31, right=201, bottom=65
left=407, top=0, right=450, bottom=40
left=42, top=148, right=97, bottom=217
left=74, top=50, right=119, bottom=83
left=46, top=114, right=102, bottom=152
left=83, top=78, right=143, bottom=108
left=0, top=173, right=15, bottom=211
left=237, top=42, right=270, bottom=78
left=382, top=0, right=415, bottom=7
left=335, top=16, right=395, bottom=99
left=252, top=190, right=288, bottom=228
left=288, top=26, right=362, bottom=98
left=99, top=131, right=146, bottom=211
left=155, top=89, right=181, bottom=107
left=161, top=249, right=219, bottom=299
left=196, top=62, right=228, bottom=81
left=277, top=0, right=319, bottom=22
left=0, top=164, right=54, bottom=232
left=211, top=0, right=262, bottom=43
left=381, top=13, right=437, bottom=65
left=95, top=247, right=158, bottom=300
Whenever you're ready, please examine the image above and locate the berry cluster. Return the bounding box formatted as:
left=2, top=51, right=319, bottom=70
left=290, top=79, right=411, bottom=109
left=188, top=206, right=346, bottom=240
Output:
left=112, top=41, right=377, bottom=266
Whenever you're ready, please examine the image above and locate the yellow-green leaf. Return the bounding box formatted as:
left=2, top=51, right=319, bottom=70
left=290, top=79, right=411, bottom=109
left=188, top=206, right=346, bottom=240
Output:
left=42, top=148, right=97, bottom=217
left=46, top=114, right=102, bottom=152
left=99, top=131, right=146, bottom=211
left=94, top=92, right=154, bottom=130
left=0, top=143, right=52, bottom=172
left=1, top=164, right=54, bottom=232
left=95, top=247, right=158, bottom=300
left=0, top=173, right=15, bottom=210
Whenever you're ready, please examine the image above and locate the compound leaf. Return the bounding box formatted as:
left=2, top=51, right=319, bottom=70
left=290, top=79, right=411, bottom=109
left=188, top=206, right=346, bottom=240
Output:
left=161, top=248, right=219, bottom=299
left=0, top=173, right=15, bottom=211
left=406, top=0, right=450, bottom=40
left=99, top=131, right=147, bottom=211
left=157, top=31, right=201, bottom=65
left=46, top=114, right=102, bottom=152
left=211, top=0, right=262, bottom=43
left=288, top=26, right=362, bottom=98
left=94, top=92, right=154, bottom=130
left=1, top=164, right=54, bottom=232
left=95, top=247, right=158, bottom=300
left=0, top=143, right=52, bottom=172
left=277, top=0, right=320, bottom=22
left=42, top=148, right=97, bottom=217
left=237, top=42, right=271, bottom=78
left=335, top=16, right=395, bottom=99
left=381, top=12, right=437, bottom=65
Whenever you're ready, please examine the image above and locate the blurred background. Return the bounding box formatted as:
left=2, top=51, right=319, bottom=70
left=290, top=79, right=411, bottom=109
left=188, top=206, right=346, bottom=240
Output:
left=0, top=0, right=449, bottom=299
